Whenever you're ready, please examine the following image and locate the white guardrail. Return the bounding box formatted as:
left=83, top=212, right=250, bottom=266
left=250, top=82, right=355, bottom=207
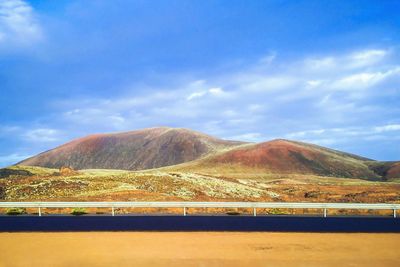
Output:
left=0, top=202, right=399, bottom=217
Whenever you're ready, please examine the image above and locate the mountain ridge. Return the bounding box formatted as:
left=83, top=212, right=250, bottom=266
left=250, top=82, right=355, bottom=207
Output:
left=16, top=127, right=399, bottom=180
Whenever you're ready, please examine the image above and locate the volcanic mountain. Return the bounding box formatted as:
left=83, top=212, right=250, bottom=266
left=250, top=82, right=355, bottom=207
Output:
left=18, top=127, right=246, bottom=170
left=17, top=127, right=399, bottom=180
left=168, top=139, right=399, bottom=180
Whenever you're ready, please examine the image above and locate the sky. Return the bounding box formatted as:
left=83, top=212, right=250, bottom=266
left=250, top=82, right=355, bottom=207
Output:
left=0, top=0, right=400, bottom=167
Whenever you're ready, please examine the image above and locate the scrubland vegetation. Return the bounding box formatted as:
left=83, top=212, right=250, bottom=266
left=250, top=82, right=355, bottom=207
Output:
left=1, top=165, right=399, bottom=216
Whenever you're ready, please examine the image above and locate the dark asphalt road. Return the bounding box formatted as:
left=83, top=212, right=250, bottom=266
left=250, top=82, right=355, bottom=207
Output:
left=0, top=215, right=399, bottom=232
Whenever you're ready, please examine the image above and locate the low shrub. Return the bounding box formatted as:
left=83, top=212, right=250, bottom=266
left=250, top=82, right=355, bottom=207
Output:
left=6, top=207, right=27, bottom=215
left=226, top=209, right=241, bottom=215
left=71, top=208, right=87, bottom=216
left=266, top=208, right=288, bottom=215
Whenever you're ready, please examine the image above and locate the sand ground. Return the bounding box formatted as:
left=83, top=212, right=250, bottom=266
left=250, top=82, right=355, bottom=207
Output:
left=0, top=232, right=399, bottom=267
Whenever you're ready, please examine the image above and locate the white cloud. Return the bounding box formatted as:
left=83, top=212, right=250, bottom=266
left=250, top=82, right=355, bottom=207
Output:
left=227, top=132, right=262, bottom=142
left=286, top=129, right=326, bottom=139
left=0, top=0, right=43, bottom=47
left=285, top=124, right=400, bottom=147
left=331, top=68, right=400, bottom=90
left=306, top=80, right=323, bottom=88
left=351, top=49, right=386, bottom=60
left=374, top=124, right=400, bottom=133
left=187, top=91, right=207, bottom=100
left=333, top=72, right=384, bottom=89
left=22, top=128, right=61, bottom=142
left=303, top=49, right=389, bottom=72
left=348, top=49, right=388, bottom=68
left=208, top=87, right=224, bottom=95
left=187, top=87, right=229, bottom=100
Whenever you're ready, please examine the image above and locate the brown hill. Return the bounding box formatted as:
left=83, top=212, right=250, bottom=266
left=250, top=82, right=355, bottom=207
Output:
left=17, top=128, right=399, bottom=181
left=18, top=127, right=246, bottom=170
left=365, top=161, right=400, bottom=180
left=169, top=139, right=397, bottom=180
left=387, top=162, right=400, bottom=179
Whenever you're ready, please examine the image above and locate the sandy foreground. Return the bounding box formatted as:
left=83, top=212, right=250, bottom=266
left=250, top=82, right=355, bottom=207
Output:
left=0, top=232, right=399, bottom=267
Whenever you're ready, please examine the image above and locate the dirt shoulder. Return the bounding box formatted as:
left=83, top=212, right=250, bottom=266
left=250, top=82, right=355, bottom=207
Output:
left=0, top=232, right=399, bottom=267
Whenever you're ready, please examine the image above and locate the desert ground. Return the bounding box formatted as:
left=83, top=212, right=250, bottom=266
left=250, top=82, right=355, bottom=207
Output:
left=0, top=232, right=399, bottom=267
left=2, top=166, right=400, bottom=204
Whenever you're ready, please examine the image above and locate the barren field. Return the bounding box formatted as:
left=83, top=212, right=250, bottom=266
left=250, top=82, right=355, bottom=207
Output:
left=0, top=232, right=399, bottom=267
left=2, top=166, right=400, bottom=205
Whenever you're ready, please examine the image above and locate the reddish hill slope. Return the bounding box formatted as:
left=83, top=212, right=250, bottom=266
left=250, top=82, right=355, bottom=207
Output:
left=366, top=161, right=400, bottom=180
left=172, top=139, right=390, bottom=180
left=387, top=163, right=400, bottom=179
left=18, top=127, right=246, bottom=170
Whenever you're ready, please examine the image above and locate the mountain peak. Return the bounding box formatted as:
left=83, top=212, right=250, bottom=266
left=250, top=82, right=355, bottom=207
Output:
left=18, top=127, right=246, bottom=170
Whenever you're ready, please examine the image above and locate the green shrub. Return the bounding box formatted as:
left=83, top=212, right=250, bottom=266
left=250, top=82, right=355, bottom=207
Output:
left=266, top=208, right=288, bottom=215
left=6, top=207, right=27, bottom=215
left=71, top=208, right=87, bottom=216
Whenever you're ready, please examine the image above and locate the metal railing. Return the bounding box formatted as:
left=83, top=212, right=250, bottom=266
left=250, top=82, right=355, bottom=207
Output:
left=0, top=202, right=399, bottom=217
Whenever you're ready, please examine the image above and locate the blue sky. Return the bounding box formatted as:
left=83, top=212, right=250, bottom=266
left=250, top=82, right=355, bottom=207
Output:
left=0, top=0, right=400, bottom=167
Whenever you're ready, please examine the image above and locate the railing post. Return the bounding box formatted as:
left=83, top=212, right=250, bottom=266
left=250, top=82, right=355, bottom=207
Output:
left=394, top=209, right=397, bottom=218
left=323, top=208, right=327, bottom=218
left=112, top=206, right=115, bottom=216
left=38, top=207, right=41, bottom=216
left=253, top=207, right=257, bottom=217
left=183, top=207, right=187, bottom=216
